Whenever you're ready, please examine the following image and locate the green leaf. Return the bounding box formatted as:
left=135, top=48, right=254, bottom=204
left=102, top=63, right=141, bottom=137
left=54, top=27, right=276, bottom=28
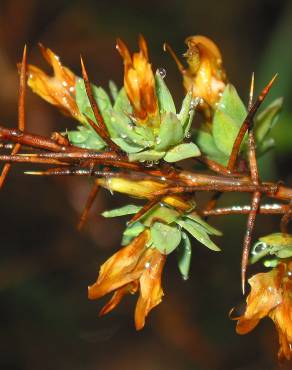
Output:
left=257, top=137, right=275, bottom=156
left=177, top=90, right=193, bottom=128
left=177, top=232, right=192, bottom=280
left=216, top=84, right=247, bottom=123
left=194, top=129, right=229, bottom=165
left=128, top=149, right=165, bottom=162
left=76, top=79, right=112, bottom=123
left=213, top=111, right=242, bottom=156
left=185, top=213, right=222, bottom=236
left=109, top=80, right=119, bottom=102
left=67, top=128, right=105, bottom=150
left=121, top=222, right=146, bottom=245
left=123, top=222, right=145, bottom=236
left=102, top=204, right=142, bottom=218
left=212, top=84, right=247, bottom=156
left=142, top=204, right=180, bottom=227
left=260, top=233, right=292, bottom=247
left=275, top=246, right=292, bottom=258
left=176, top=219, right=221, bottom=251
left=112, top=138, right=144, bottom=153
left=155, top=72, right=176, bottom=114
left=254, top=97, right=283, bottom=143
left=113, top=87, right=133, bottom=116
left=151, top=222, right=182, bottom=254
left=109, top=111, right=146, bottom=146
left=164, top=142, right=201, bottom=162
left=155, top=112, right=184, bottom=151
left=250, top=233, right=292, bottom=264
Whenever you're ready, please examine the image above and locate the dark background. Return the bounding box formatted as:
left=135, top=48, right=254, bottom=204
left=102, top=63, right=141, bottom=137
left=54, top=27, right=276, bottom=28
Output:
left=0, top=1, right=291, bottom=369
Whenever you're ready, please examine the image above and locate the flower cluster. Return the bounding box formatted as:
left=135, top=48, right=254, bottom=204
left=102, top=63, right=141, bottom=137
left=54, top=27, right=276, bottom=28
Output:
left=18, top=33, right=290, bottom=362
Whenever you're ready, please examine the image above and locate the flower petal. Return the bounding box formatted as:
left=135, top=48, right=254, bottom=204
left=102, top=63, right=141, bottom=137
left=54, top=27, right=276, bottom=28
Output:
left=134, top=248, right=166, bottom=330
left=88, top=230, right=149, bottom=300
left=183, top=35, right=226, bottom=110
left=236, top=265, right=284, bottom=334
left=26, top=44, right=82, bottom=121
left=99, top=281, right=139, bottom=316
left=117, top=36, right=158, bottom=122
left=269, top=272, right=292, bottom=361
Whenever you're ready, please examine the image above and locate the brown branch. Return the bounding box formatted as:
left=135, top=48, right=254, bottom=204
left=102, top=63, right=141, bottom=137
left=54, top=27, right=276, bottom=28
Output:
left=77, top=182, right=100, bottom=230
left=202, top=203, right=289, bottom=216
left=227, top=74, right=277, bottom=172
left=0, top=45, right=27, bottom=188
left=128, top=197, right=163, bottom=225
left=241, top=73, right=262, bottom=294
left=80, top=57, right=120, bottom=152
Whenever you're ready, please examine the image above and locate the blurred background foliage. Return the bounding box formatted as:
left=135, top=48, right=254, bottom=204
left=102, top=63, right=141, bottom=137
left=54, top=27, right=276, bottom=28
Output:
left=0, top=1, right=291, bottom=369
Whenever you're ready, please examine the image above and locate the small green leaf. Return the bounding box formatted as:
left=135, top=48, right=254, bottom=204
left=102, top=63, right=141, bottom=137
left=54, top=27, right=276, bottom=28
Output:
left=176, top=219, right=221, bottom=251
left=121, top=222, right=146, bottom=245
left=257, top=137, right=275, bottom=156
left=250, top=233, right=292, bottom=264
left=259, top=233, right=292, bottom=247
left=151, top=222, right=182, bottom=254
left=213, top=110, right=242, bottom=156
left=112, top=138, right=144, bottom=153
left=134, top=126, right=155, bottom=144
left=177, top=232, right=192, bottom=280
left=155, top=112, right=184, bottom=151
left=177, top=90, right=193, bottom=128
left=128, top=149, right=165, bottom=162
left=102, top=204, right=142, bottom=218
left=216, top=84, right=247, bottom=123
left=113, top=87, right=133, bottom=116
left=194, top=129, right=228, bottom=165
left=123, top=222, right=145, bottom=236
left=155, top=72, right=176, bottom=114
left=254, top=97, right=283, bottom=143
left=142, top=204, right=180, bottom=227
left=67, top=128, right=105, bottom=150
left=186, top=213, right=222, bottom=236
left=275, top=246, right=292, bottom=258
left=164, top=142, right=201, bottom=162
left=109, top=111, right=146, bottom=146
left=212, top=84, right=247, bottom=156
left=76, top=79, right=112, bottom=124
left=109, top=80, right=119, bottom=102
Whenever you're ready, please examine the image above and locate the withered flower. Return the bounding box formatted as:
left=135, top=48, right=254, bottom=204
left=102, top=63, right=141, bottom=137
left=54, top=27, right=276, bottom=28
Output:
left=88, top=230, right=166, bottom=330
left=116, top=35, right=158, bottom=124
left=183, top=36, right=226, bottom=110
left=232, top=259, right=292, bottom=361
left=26, top=44, right=82, bottom=121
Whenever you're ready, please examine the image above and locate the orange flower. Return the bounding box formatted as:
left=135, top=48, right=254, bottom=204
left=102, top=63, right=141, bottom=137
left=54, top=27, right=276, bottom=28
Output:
left=26, top=44, right=82, bottom=121
left=232, top=260, right=292, bottom=361
left=88, top=230, right=166, bottom=330
left=182, top=35, right=226, bottom=112
left=116, top=35, right=158, bottom=123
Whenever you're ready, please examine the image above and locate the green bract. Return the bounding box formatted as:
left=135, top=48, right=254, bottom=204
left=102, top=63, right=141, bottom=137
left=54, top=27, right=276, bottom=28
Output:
left=250, top=232, right=292, bottom=264
left=194, top=84, right=282, bottom=165
left=69, top=75, right=200, bottom=162
left=177, top=232, right=192, bottom=280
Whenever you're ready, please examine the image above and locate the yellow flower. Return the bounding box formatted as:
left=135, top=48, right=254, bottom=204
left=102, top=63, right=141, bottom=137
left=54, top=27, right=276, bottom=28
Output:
left=26, top=44, right=82, bottom=121
left=116, top=35, right=158, bottom=124
left=182, top=35, right=226, bottom=113
left=232, top=260, right=292, bottom=361
left=88, top=230, right=166, bottom=330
